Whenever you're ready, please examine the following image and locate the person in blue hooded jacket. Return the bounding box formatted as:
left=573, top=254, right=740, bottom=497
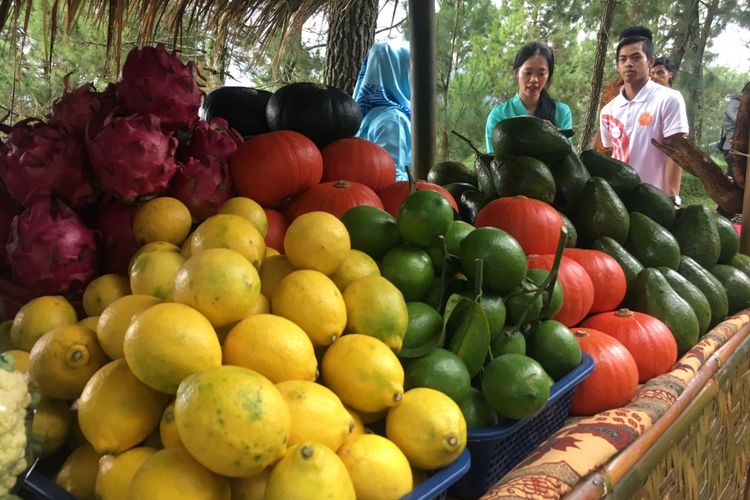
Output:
left=353, top=42, right=412, bottom=181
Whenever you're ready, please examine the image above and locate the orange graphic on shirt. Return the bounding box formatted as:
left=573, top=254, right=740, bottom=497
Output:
left=638, top=112, right=653, bottom=126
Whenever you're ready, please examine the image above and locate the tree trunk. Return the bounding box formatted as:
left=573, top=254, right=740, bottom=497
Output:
left=324, top=0, right=378, bottom=94
left=440, top=0, right=461, bottom=160
left=668, top=0, right=700, bottom=72
left=578, top=0, right=617, bottom=152
left=687, top=0, right=721, bottom=144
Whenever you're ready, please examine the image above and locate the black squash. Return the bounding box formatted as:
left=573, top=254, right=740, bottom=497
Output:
left=202, top=86, right=272, bottom=138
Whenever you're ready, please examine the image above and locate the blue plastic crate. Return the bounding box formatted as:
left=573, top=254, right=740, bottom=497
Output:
left=448, top=353, right=594, bottom=499
left=402, top=447, right=471, bottom=500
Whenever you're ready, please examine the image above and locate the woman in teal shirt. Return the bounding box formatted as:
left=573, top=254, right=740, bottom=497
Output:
left=485, top=42, right=572, bottom=152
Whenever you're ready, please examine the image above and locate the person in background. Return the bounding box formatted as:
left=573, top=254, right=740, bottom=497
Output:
left=718, top=92, right=742, bottom=220
left=485, top=42, right=572, bottom=153
left=599, top=35, right=689, bottom=201
left=650, top=56, right=682, bottom=206
left=353, top=42, right=412, bottom=181
left=650, top=57, right=675, bottom=87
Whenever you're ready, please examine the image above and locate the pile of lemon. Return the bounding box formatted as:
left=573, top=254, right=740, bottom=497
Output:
left=1, top=195, right=467, bottom=500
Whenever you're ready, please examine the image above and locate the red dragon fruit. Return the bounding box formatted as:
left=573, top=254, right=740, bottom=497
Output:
left=117, top=43, right=202, bottom=131
left=177, top=118, right=243, bottom=162
left=0, top=119, right=98, bottom=208
left=168, top=156, right=233, bottom=222
left=50, top=78, right=119, bottom=137
left=0, top=185, right=21, bottom=267
left=6, top=198, right=98, bottom=294
left=92, top=196, right=139, bottom=274
left=86, top=111, right=179, bottom=204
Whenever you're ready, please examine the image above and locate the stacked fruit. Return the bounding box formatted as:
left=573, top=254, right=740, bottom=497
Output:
left=1, top=193, right=476, bottom=499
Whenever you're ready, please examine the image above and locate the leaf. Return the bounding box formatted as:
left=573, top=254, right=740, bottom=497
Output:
left=397, top=328, right=446, bottom=359
left=447, top=298, right=491, bottom=377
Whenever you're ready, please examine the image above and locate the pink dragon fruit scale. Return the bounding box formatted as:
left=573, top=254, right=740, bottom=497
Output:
left=168, top=156, right=233, bottom=222
left=117, top=43, right=203, bottom=131
left=50, top=78, right=119, bottom=137
left=177, top=118, right=243, bottom=162
left=0, top=184, right=21, bottom=267
left=0, top=118, right=98, bottom=209
left=6, top=198, right=99, bottom=295
left=92, top=196, right=139, bottom=274
left=86, top=110, right=179, bottom=204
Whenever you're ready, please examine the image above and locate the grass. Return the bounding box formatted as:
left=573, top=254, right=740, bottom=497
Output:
left=680, top=171, right=716, bottom=209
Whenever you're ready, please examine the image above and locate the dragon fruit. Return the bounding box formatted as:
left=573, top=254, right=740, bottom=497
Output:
left=177, top=118, right=243, bottom=162
left=86, top=111, right=179, bottom=204
left=117, top=43, right=202, bottom=130
left=6, top=198, right=98, bottom=294
left=0, top=185, right=21, bottom=266
left=0, top=119, right=97, bottom=208
left=168, top=156, right=233, bottom=222
left=92, top=196, right=139, bottom=274
left=50, top=79, right=119, bottom=137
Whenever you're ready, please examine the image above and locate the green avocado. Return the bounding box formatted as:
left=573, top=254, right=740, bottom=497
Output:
left=710, top=264, right=750, bottom=315
left=624, top=182, right=676, bottom=229
left=579, top=149, right=641, bottom=198
left=658, top=267, right=712, bottom=335
left=624, top=212, right=681, bottom=269
left=592, top=236, right=644, bottom=292
left=677, top=256, right=729, bottom=328
left=492, top=155, right=556, bottom=204
left=671, top=205, right=720, bottom=269
left=428, top=160, right=477, bottom=187
left=714, top=213, right=740, bottom=264
left=491, top=116, right=572, bottom=164
left=573, top=177, right=630, bottom=247
left=550, top=152, right=591, bottom=216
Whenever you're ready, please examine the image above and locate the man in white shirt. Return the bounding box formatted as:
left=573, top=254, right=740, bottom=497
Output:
left=599, top=35, right=689, bottom=202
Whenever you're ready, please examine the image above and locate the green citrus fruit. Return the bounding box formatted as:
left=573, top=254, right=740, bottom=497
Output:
left=526, top=269, right=564, bottom=319
left=481, top=353, right=551, bottom=420
left=404, top=348, right=471, bottom=403
left=396, top=190, right=454, bottom=247
left=379, top=245, right=435, bottom=301
left=459, top=290, right=506, bottom=337
left=341, top=206, right=402, bottom=260
left=459, top=227, right=526, bottom=293
left=458, top=387, right=498, bottom=429
left=401, top=302, right=444, bottom=353
left=489, top=328, right=526, bottom=356
left=526, top=320, right=582, bottom=381
left=504, top=278, right=543, bottom=326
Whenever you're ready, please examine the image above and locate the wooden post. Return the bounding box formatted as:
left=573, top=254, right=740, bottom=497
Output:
left=408, top=0, right=436, bottom=180
left=741, top=127, right=750, bottom=254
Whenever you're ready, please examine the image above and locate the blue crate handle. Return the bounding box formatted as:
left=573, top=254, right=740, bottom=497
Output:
left=19, top=460, right=75, bottom=500
left=402, top=447, right=471, bottom=500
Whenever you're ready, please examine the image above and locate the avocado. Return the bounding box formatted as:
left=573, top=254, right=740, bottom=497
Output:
left=624, top=182, right=676, bottom=229
left=677, top=256, right=729, bottom=328
left=492, top=155, right=556, bottom=204
left=580, top=149, right=641, bottom=198
left=658, top=267, right=712, bottom=335
left=714, top=213, right=740, bottom=264
left=474, top=153, right=497, bottom=196
left=729, top=252, right=750, bottom=278
left=710, top=264, right=750, bottom=314
left=573, top=177, right=630, bottom=247
left=428, top=160, right=477, bottom=187
left=458, top=189, right=492, bottom=224
left=443, top=182, right=480, bottom=203
left=671, top=205, right=720, bottom=269
left=592, top=236, right=644, bottom=291
left=624, top=212, right=681, bottom=269
left=629, top=268, right=700, bottom=355
left=491, top=116, right=572, bottom=164
left=550, top=152, right=591, bottom=215
left=560, top=212, right=578, bottom=248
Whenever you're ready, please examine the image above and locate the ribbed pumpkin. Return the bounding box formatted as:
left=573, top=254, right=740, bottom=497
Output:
left=526, top=255, right=594, bottom=327
left=286, top=180, right=384, bottom=220
left=581, top=309, right=677, bottom=383
left=230, top=130, right=323, bottom=208
left=264, top=208, right=288, bottom=253
left=321, top=138, right=396, bottom=192
left=570, top=327, right=639, bottom=416
left=475, top=196, right=563, bottom=255
left=377, top=180, right=458, bottom=217
left=563, top=248, right=627, bottom=313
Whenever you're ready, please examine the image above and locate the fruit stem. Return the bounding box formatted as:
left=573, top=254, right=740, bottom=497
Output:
left=300, top=445, right=314, bottom=459
left=405, top=165, right=415, bottom=194
left=437, top=235, right=449, bottom=311
left=615, top=308, right=633, bottom=317
left=473, top=258, right=484, bottom=300
left=333, top=180, right=351, bottom=188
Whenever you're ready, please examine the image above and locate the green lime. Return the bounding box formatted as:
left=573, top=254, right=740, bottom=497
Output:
left=526, top=268, right=564, bottom=319
left=341, top=206, right=402, bottom=259
left=401, top=302, right=444, bottom=352
left=379, top=245, right=435, bottom=301
left=396, top=189, right=454, bottom=247
left=404, top=348, right=471, bottom=403
left=445, top=220, right=475, bottom=255
left=489, top=327, right=526, bottom=356
left=481, top=353, right=551, bottom=420
left=422, top=274, right=468, bottom=312
left=526, top=320, right=582, bottom=381
left=458, top=387, right=498, bottom=429
left=460, top=291, right=506, bottom=337
left=504, top=278, right=543, bottom=326
left=459, top=227, right=527, bottom=293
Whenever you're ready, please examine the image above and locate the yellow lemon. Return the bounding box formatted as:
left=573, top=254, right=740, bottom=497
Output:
left=132, top=196, right=192, bottom=246
left=259, top=254, right=294, bottom=300
left=129, top=250, right=186, bottom=300
left=78, top=316, right=100, bottom=331
left=159, top=402, right=182, bottom=448
left=283, top=211, right=351, bottom=274
left=271, top=270, right=347, bottom=347
left=218, top=196, right=268, bottom=236
left=78, top=359, right=169, bottom=454
left=321, top=334, right=404, bottom=413
left=186, top=213, right=266, bottom=269
left=66, top=402, right=87, bottom=449
left=2, top=349, right=29, bottom=373
left=329, top=249, right=381, bottom=291
left=124, top=302, right=222, bottom=394
left=11, top=295, right=77, bottom=351
left=229, top=468, right=270, bottom=500
left=386, top=387, right=467, bottom=470
left=96, top=294, right=162, bottom=360
left=265, top=443, right=355, bottom=500
left=128, top=447, right=230, bottom=500
left=173, top=248, right=261, bottom=328
left=248, top=293, right=270, bottom=315
left=222, top=314, right=317, bottom=383
left=337, top=433, right=413, bottom=500
left=345, top=407, right=366, bottom=437
left=276, top=380, right=354, bottom=452
left=31, top=397, right=73, bottom=458
left=129, top=241, right=181, bottom=270
left=95, top=447, right=157, bottom=500
left=357, top=407, right=389, bottom=425
left=343, top=275, right=408, bottom=351
left=266, top=246, right=280, bottom=257
left=174, top=365, right=290, bottom=477
left=28, top=325, right=107, bottom=400
left=82, top=273, right=131, bottom=316
left=55, top=442, right=103, bottom=500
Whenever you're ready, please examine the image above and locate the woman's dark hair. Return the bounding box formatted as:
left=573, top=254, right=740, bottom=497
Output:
left=513, top=42, right=557, bottom=124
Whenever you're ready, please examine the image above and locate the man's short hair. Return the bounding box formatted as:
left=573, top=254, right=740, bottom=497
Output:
left=653, top=57, right=674, bottom=72
left=618, top=26, right=653, bottom=42
left=616, top=36, right=655, bottom=61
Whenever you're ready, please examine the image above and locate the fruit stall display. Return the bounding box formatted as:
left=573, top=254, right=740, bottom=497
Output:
left=2, top=45, right=750, bottom=500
